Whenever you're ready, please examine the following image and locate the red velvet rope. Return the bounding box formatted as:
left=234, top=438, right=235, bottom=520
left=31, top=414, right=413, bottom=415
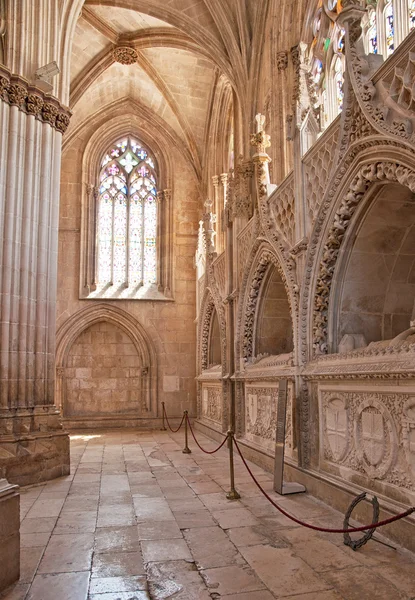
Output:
left=186, top=414, right=229, bottom=454
left=233, top=437, right=415, bottom=534
left=162, top=404, right=185, bottom=433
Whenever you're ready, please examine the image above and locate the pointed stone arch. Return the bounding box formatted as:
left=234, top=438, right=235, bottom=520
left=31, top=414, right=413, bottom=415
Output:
left=303, top=145, right=415, bottom=358
left=237, top=241, right=297, bottom=366
left=55, top=304, right=157, bottom=417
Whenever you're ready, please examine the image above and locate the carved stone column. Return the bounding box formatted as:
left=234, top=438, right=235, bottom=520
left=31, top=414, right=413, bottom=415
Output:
left=0, top=67, right=70, bottom=485
left=219, top=173, right=229, bottom=254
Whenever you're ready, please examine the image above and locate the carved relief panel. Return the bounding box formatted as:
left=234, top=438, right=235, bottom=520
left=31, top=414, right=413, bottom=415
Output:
left=319, top=386, right=415, bottom=494
left=201, top=384, right=222, bottom=425
left=244, top=381, right=294, bottom=456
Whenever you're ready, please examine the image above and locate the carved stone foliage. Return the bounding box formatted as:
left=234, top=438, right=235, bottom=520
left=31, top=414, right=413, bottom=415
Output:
left=303, top=123, right=340, bottom=225
left=341, top=5, right=415, bottom=144
left=198, top=292, right=227, bottom=377
left=236, top=216, right=257, bottom=287
left=226, top=156, right=254, bottom=220
left=313, top=162, right=415, bottom=355
left=277, top=51, right=288, bottom=72
left=212, top=253, right=226, bottom=300
left=113, top=46, right=138, bottom=65
left=245, top=383, right=293, bottom=455
left=201, top=385, right=222, bottom=423
left=0, top=65, right=71, bottom=132
left=320, top=390, right=415, bottom=490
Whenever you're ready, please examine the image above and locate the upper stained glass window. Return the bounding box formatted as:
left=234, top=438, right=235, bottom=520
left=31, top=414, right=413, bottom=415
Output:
left=385, top=0, right=395, bottom=56
left=410, top=0, right=415, bottom=29
left=97, top=137, right=158, bottom=289
left=368, top=8, right=378, bottom=53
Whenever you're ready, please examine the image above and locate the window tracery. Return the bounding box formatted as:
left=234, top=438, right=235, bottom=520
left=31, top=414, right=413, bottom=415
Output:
left=97, top=138, right=158, bottom=289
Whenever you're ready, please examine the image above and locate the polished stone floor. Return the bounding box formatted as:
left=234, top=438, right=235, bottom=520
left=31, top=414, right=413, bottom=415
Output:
left=2, top=429, right=415, bottom=600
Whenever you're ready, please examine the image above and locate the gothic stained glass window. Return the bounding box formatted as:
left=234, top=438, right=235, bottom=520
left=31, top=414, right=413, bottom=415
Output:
left=410, top=0, right=415, bottom=29
left=368, top=8, right=378, bottom=53
left=333, top=56, right=344, bottom=113
left=385, top=0, right=395, bottom=56
left=97, top=137, right=158, bottom=289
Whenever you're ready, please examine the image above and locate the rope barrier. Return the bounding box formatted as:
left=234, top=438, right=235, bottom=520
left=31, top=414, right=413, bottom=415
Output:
left=162, top=404, right=185, bottom=433
left=233, top=437, right=415, bottom=534
left=185, top=414, right=229, bottom=454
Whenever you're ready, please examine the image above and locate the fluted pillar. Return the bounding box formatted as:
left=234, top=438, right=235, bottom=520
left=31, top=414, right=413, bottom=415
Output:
left=0, top=66, right=71, bottom=485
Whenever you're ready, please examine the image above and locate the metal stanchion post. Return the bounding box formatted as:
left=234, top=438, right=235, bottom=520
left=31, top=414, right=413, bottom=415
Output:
left=182, top=411, right=191, bottom=454
left=226, top=430, right=240, bottom=500
left=161, top=402, right=167, bottom=431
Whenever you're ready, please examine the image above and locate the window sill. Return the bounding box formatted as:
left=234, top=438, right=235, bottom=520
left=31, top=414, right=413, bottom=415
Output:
left=80, top=283, right=174, bottom=301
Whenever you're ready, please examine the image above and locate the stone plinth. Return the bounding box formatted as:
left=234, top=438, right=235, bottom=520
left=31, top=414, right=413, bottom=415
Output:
left=0, top=406, right=70, bottom=486
left=0, top=479, right=20, bottom=593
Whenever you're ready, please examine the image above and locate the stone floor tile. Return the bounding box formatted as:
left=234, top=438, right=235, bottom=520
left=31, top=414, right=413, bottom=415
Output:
left=21, top=533, right=51, bottom=548
left=26, top=498, right=65, bottom=518
left=0, top=583, right=30, bottom=600
left=20, top=517, right=57, bottom=534
left=26, top=572, right=90, bottom=600
left=372, top=560, right=415, bottom=595
left=97, top=505, right=135, bottom=527
left=62, top=495, right=99, bottom=512
left=166, top=497, right=205, bottom=512
left=163, top=486, right=196, bottom=499
left=201, top=564, right=266, bottom=596
left=285, top=592, right=345, bottom=600
left=322, top=566, right=409, bottom=599
left=220, top=592, right=276, bottom=600
left=240, top=545, right=332, bottom=597
left=89, top=575, right=147, bottom=593
left=92, top=551, right=145, bottom=578
left=19, top=547, right=45, bottom=583
left=137, top=520, right=182, bottom=540
left=88, top=592, right=150, bottom=600
left=141, top=538, right=192, bottom=562
left=173, top=509, right=217, bottom=529
left=55, top=510, right=97, bottom=534
left=133, top=498, right=174, bottom=522
left=198, top=492, right=240, bottom=511
left=184, top=526, right=244, bottom=569
left=94, top=526, right=141, bottom=553
left=188, top=481, right=222, bottom=494
left=146, top=560, right=211, bottom=600
left=212, top=507, right=261, bottom=529
left=279, top=527, right=360, bottom=572
left=37, top=533, right=94, bottom=573
left=129, top=484, right=164, bottom=498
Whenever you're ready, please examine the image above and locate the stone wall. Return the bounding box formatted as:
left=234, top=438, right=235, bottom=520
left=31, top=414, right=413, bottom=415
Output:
left=57, top=118, right=199, bottom=425
left=64, top=322, right=143, bottom=418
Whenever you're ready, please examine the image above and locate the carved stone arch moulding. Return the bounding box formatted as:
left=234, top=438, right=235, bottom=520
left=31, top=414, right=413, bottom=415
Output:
left=198, top=289, right=227, bottom=375
left=237, top=241, right=298, bottom=365
left=55, top=304, right=157, bottom=414
left=310, top=159, right=415, bottom=356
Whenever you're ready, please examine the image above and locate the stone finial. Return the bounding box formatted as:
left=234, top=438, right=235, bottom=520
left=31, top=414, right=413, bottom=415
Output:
left=113, top=46, right=138, bottom=65
left=250, top=114, right=271, bottom=154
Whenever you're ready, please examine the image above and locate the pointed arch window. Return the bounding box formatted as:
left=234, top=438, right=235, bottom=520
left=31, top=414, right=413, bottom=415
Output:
left=80, top=135, right=173, bottom=301
left=385, top=0, right=395, bottom=56
left=97, top=138, right=158, bottom=288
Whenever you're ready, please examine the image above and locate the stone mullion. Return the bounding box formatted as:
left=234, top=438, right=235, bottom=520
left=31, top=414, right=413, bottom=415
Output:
left=156, top=190, right=164, bottom=291
left=212, top=175, right=219, bottom=253
left=164, top=189, right=172, bottom=296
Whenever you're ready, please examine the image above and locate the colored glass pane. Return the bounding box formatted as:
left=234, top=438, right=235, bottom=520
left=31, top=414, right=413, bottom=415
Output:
left=334, top=56, right=344, bottom=113
left=410, top=0, right=415, bottom=29
left=113, top=194, right=127, bottom=284
left=385, top=0, right=394, bottom=56
left=98, top=193, right=113, bottom=284
left=129, top=194, right=143, bottom=284
left=368, top=9, right=378, bottom=54
left=143, top=195, right=157, bottom=284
